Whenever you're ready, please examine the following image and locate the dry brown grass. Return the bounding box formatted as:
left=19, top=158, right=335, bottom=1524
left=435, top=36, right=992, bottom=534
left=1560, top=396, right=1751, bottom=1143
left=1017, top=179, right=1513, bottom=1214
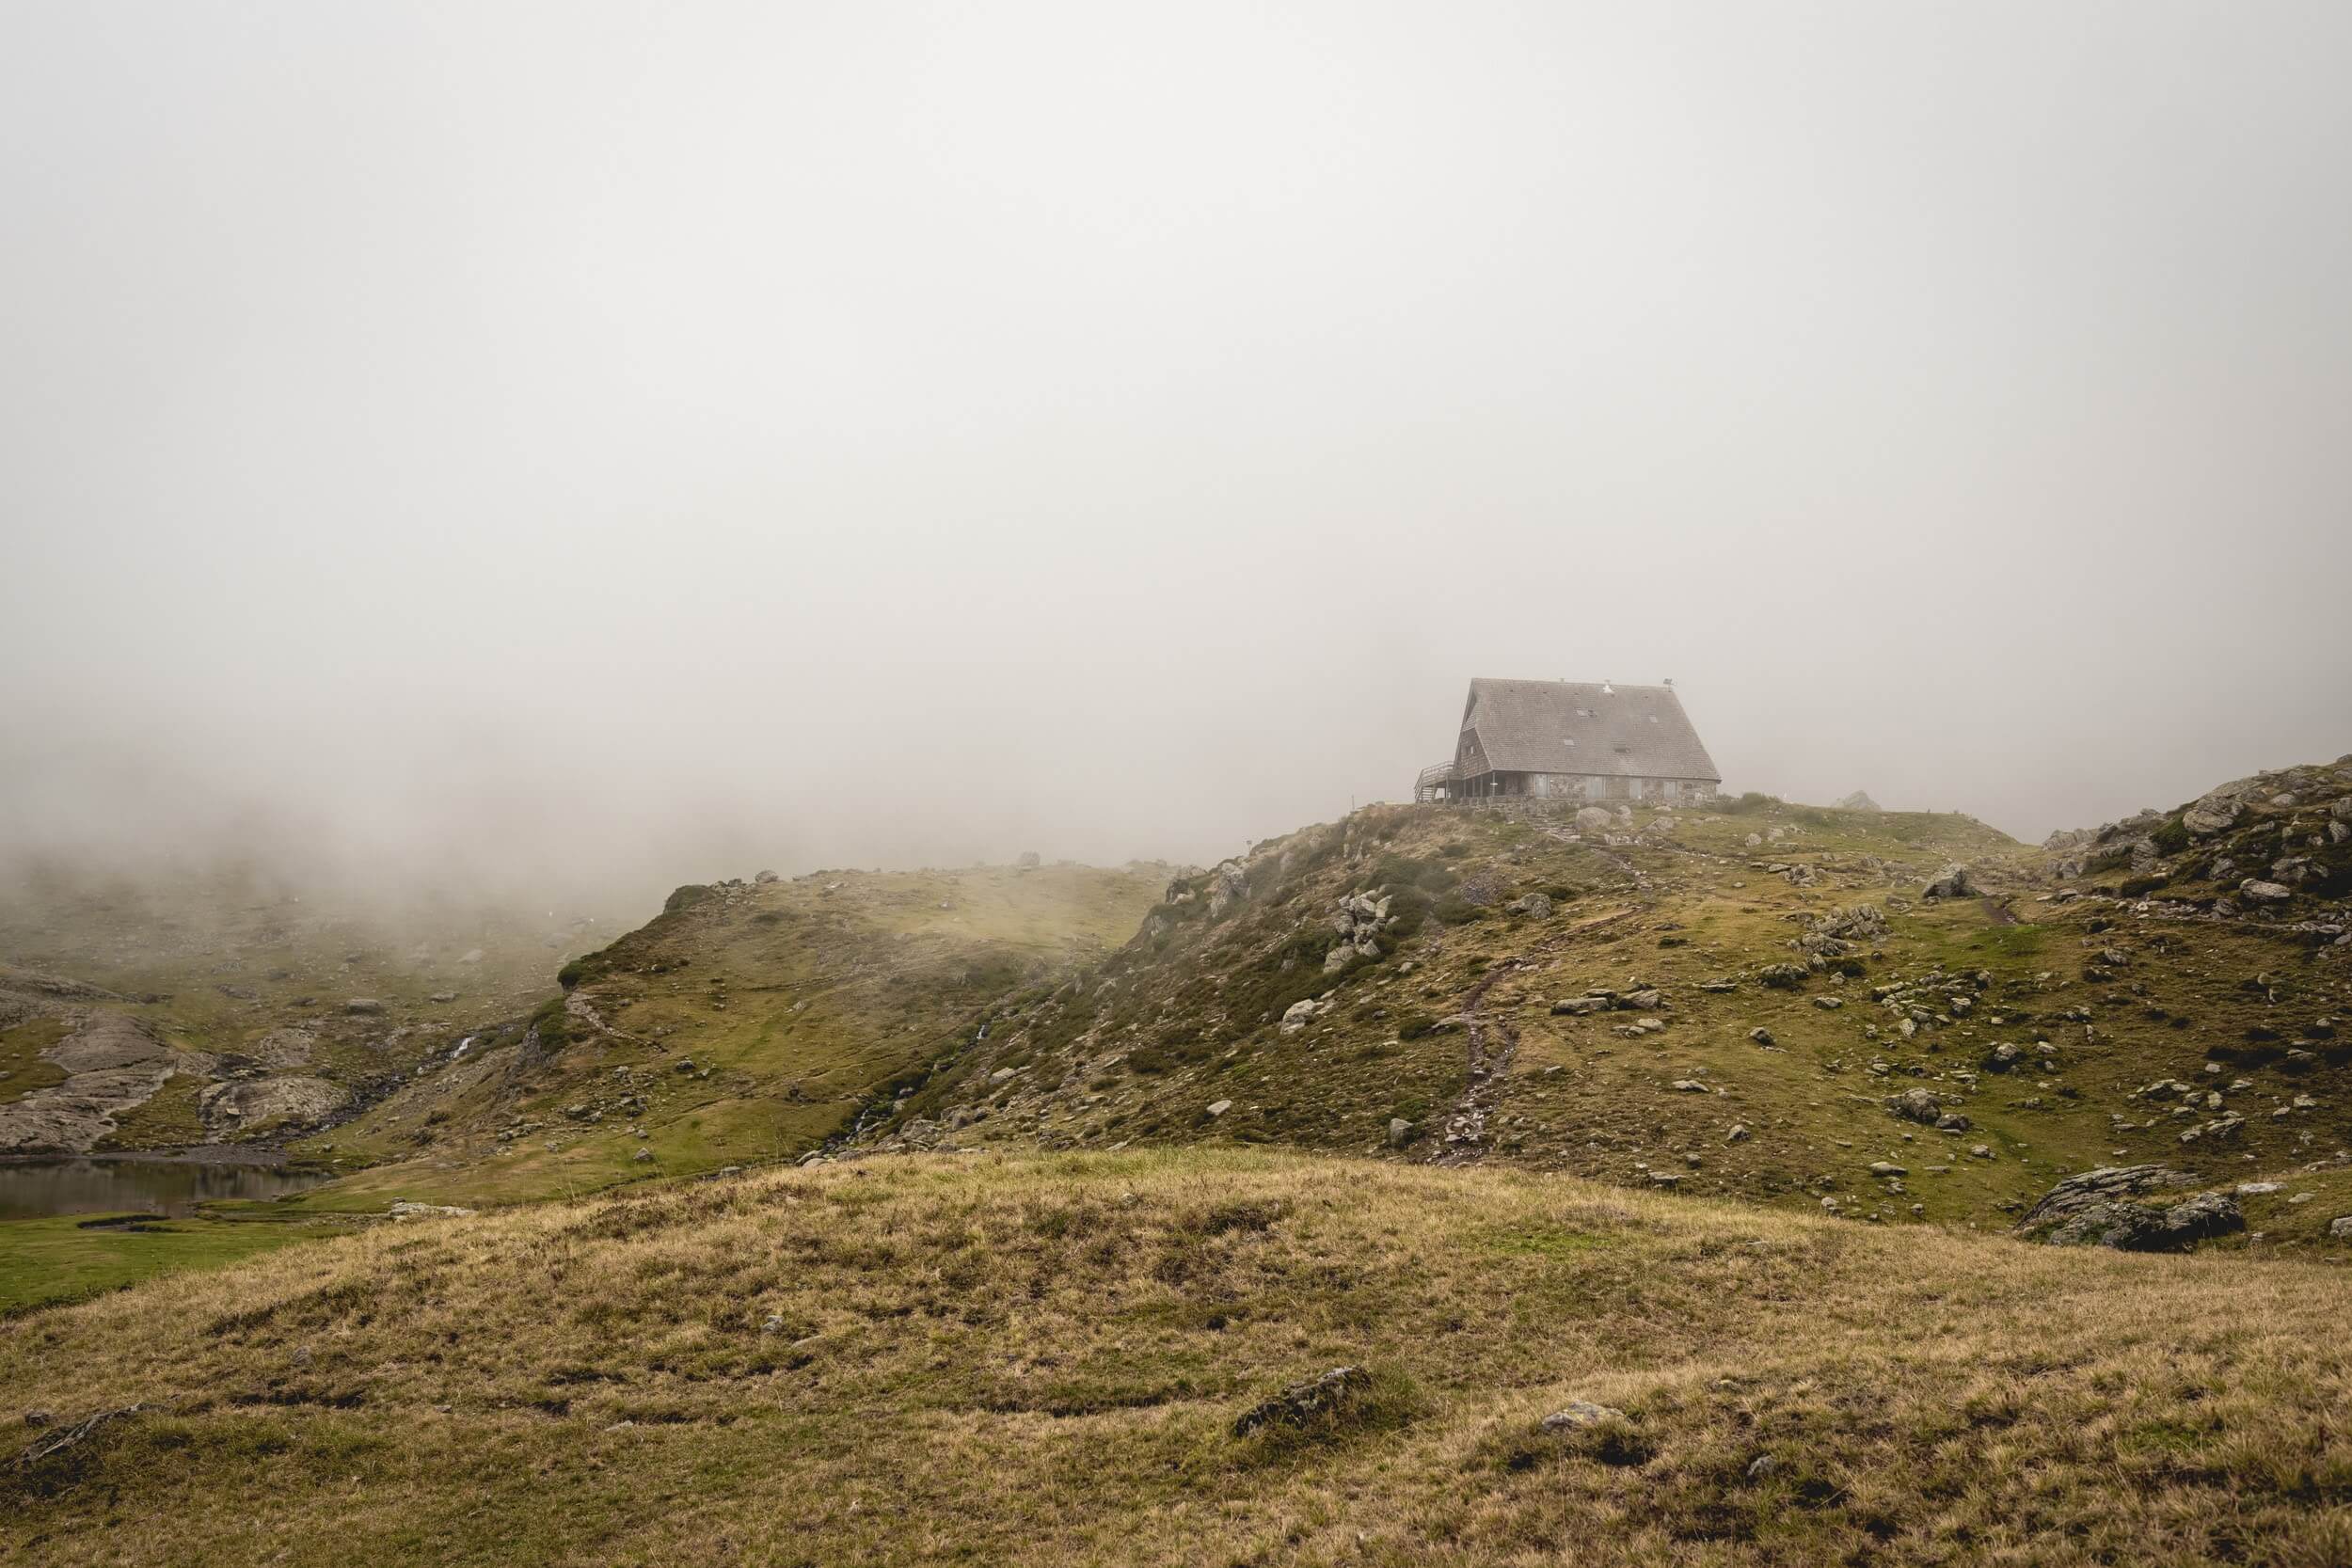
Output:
left=6, top=1147, right=2351, bottom=1565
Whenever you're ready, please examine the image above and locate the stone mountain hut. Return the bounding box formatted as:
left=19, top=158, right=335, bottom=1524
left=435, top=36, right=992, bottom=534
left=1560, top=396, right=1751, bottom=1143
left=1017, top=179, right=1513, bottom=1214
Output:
left=1415, top=678, right=1722, bottom=804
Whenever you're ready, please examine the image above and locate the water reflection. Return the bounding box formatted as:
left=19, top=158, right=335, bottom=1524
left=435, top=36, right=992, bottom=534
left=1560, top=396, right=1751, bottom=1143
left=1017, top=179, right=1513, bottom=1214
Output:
left=0, top=1158, right=328, bottom=1220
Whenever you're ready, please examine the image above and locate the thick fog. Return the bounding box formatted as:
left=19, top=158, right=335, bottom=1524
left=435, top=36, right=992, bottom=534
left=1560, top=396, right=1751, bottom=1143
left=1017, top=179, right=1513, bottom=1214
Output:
left=6, top=3, right=2350, bottom=912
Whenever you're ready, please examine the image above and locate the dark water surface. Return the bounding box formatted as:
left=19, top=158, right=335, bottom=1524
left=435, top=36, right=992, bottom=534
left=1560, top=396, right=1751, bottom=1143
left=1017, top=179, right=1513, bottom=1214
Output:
left=0, top=1157, right=329, bottom=1219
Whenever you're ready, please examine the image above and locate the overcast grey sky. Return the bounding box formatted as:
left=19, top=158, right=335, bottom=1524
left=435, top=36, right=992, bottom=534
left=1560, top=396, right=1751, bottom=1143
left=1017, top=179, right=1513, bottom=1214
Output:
left=4, top=2, right=2349, bottom=907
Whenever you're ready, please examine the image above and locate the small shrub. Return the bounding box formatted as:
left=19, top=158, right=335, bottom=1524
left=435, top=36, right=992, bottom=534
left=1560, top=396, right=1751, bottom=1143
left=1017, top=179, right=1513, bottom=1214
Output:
left=528, top=996, right=573, bottom=1048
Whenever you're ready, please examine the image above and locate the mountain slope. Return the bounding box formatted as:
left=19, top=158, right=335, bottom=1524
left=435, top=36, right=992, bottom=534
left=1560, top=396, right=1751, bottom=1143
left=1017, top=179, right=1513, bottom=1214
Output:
left=863, top=785, right=2351, bottom=1241
left=282, top=863, right=1166, bottom=1207
left=0, top=863, right=613, bottom=1156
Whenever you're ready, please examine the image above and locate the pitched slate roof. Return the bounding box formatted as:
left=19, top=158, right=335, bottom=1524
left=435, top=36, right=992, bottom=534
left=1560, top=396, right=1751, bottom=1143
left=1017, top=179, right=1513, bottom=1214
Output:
left=1458, top=679, right=1720, bottom=782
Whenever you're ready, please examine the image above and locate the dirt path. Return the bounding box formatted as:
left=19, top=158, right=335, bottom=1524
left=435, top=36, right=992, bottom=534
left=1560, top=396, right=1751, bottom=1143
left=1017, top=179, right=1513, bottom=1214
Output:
left=1429, top=958, right=1525, bottom=1164
left=1422, top=900, right=1651, bottom=1164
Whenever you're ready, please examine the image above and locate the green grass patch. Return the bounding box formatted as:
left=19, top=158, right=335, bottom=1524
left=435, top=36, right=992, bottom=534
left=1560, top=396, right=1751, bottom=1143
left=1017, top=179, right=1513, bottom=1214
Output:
left=0, top=1213, right=331, bottom=1316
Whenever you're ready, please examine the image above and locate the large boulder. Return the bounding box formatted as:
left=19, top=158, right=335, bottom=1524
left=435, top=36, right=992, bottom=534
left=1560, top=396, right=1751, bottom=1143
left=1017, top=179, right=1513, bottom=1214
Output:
left=1573, top=806, right=1614, bottom=834
left=1922, top=865, right=1978, bottom=900
left=1884, top=1087, right=1943, bottom=1125
left=2015, top=1165, right=2244, bottom=1252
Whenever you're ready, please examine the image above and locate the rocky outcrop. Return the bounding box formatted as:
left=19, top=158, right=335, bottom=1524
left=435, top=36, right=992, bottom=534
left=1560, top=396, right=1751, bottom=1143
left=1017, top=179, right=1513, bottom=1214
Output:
left=1833, top=791, right=1883, bottom=812
left=2015, top=1165, right=2244, bottom=1252
left=1800, top=904, right=1887, bottom=958
left=1323, top=891, right=1395, bottom=973
left=2045, top=758, right=2352, bottom=906
left=199, top=1076, right=351, bottom=1136
left=1206, top=861, right=1250, bottom=919
left=0, top=1013, right=192, bottom=1155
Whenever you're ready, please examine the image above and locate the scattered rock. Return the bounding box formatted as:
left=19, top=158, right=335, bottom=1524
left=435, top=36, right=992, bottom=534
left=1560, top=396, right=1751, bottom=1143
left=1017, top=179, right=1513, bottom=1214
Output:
left=1232, top=1366, right=1370, bottom=1437
left=1540, top=1401, right=1629, bottom=1433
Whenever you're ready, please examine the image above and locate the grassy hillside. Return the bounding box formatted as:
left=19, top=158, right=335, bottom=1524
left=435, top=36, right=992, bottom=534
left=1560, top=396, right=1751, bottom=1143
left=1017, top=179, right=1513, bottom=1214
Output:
left=6, top=1148, right=2350, bottom=1566
left=278, top=863, right=1167, bottom=1209
left=872, top=791, right=2351, bottom=1238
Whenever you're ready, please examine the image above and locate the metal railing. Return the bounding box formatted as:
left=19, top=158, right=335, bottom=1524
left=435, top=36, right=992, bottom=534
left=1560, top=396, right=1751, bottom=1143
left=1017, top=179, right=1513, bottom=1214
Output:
left=1413, top=762, right=1458, bottom=802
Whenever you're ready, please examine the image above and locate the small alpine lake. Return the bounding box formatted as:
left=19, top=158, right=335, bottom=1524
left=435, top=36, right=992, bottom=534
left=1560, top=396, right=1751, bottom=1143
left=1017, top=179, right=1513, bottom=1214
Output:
left=0, top=1156, right=330, bottom=1220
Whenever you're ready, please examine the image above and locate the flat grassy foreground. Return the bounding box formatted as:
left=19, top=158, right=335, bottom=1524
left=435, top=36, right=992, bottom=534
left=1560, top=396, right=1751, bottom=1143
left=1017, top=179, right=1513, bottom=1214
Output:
left=0, top=1213, right=329, bottom=1317
left=5, top=1150, right=2351, bottom=1567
